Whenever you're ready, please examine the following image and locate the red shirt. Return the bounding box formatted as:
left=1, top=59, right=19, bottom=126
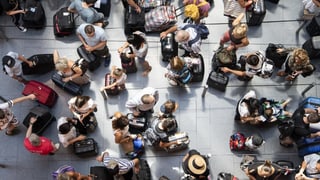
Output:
left=24, top=137, right=54, bottom=155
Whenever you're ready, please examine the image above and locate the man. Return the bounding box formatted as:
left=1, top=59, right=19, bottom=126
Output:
left=24, top=117, right=60, bottom=155
left=296, top=153, right=320, bottom=180
left=125, top=87, right=159, bottom=116
left=96, top=150, right=139, bottom=178
left=160, top=23, right=202, bottom=56
left=0, top=94, right=36, bottom=135
left=0, top=0, right=27, bottom=32
left=2, top=51, right=33, bottom=84
left=76, top=23, right=110, bottom=67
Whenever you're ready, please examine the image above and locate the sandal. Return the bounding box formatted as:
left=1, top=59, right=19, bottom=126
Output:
left=142, top=66, right=152, bottom=76
left=5, top=131, right=13, bottom=136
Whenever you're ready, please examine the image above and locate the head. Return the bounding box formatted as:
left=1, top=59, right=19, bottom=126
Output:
left=258, top=160, right=274, bottom=178
left=2, top=55, right=15, bottom=68
left=264, top=108, right=273, bottom=119
left=141, top=94, right=156, bottom=105
left=84, top=24, right=95, bottom=38
left=251, top=134, right=264, bottom=146
left=307, top=112, right=320, bottom=123
left=55, top=58, right=69, bottom=71
left=316, top=159, right=320, bottom=172
left=186, top=154, right=207, bottom=176
left=160, top=99, right=179, bottom=115
left=29, top=133, right=41, bottom=146
left=246, top=98, right=261, bottom=115
left=246, top=54, right=260, bottom=66
left=112, top=67, right=124, bottom=78
left=170, top=56, right=185, bottom=71
left=232, top=24, right=248, bottom=39
left=175, top=30, right=190, bottom=43
left=106, top=159, right=120, bottom=175
left=84, top=0, right=98, bottom=5
left=57, top=173, right=76, bottom=180
left=74, top=96, right=90, bottom=108
left=112, top=114, right=129, bottom=130
left=127, top=34, right=145, bottom=49
left=292, top=48, right=310, bottom=65
left=160, top=118, right=176, bottom=132
left=58, top=119, right=73, bottom=134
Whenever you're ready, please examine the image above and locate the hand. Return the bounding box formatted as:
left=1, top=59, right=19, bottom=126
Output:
left=84, top=45, right=93, bottom=52
left=78, top=135, right=86, bottom=141
left=133, top=111, right=140, bottom=116
left=62, top=77, right=70, bottom=82
left=30, top=117, right=37, bottom=124
left=227, top=45, right=234, bottom=51
left=220, top=67, right=230, bottom=73
left=134, top=165, right=140, bottom=174
left=276, top=48, right=284, bottom=53
left=27, top=94, right=37, bottom=100
left=160, top=32, right=167, bottom=40
left=27, top=61, right=34, bottom=67
left=100, top=87, right=105, bottom=91
left=135, top=6, right=141, bottom=13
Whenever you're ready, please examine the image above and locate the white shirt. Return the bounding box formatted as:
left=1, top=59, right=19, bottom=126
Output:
left=4, top=51, right=22, bottom=77
left=57, top=117, right=77, bottom=148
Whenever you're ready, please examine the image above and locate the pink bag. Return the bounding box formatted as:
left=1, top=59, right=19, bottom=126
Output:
left=144, top=5, right=177, bottom=32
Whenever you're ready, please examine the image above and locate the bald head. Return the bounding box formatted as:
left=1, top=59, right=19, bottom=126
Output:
left=175, top=30, right=189, bottom=43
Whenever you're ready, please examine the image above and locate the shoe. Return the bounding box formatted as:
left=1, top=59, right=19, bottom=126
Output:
left=102, top=20, right=109, bottom=28
left=54, top=143, right=60, bottom=150
left=104, top=54, right=111, bottom=67
left=16, top=25, right=27, bottom=32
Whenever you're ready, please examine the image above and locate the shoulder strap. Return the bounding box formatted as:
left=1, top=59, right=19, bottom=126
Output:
left=181, top=25, right=201, bottom=47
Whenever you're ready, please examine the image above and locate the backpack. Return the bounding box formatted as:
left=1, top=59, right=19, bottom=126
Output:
left=177, top=65, right=192, bottom=84
left=248, top=51, right=274, bottom=79
left=72, top=58, right=89, bottom=76
left=145, top=128, right=160, bottom=146
left=52, top=165, right=75, bottom=179
left=182, top=23, right=210, bottom=46
left=229, top=132, right=246, bottom=150
left=184, top=0, right=209, bottom=21
left=278, top=119, right=294, bottom=137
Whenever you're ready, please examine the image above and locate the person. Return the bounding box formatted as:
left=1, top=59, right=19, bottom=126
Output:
left=295, top=153, right=320, bottom=180
left=2, top=51, right=34, bottom=84
left=96, top=150, right=140, bottom=179
left=223, top=0, right=253, bottom=25
left=182, top=149, right=210, bottom=180
left=68, top=95, right=97, bottom=134
left=183, top=0, right=211, bottom=24
left=68, top=0, right=108, bottom=28
left=0, top=94, right=36, bottom=135
left=100, top=66, right=127, bottom=92
left=57, top=117, right=87, bottom=148
left=125, top=87, right=159, bottom=116
left=76, top=23, right=111, bottom=67
left=245, top=134, right=265, bottom=150
left=260, top=98, right=292, bottom=122
left=221, top=51, right=266, bottom=81
left=160, top=23, right=202, bottom=56
left=244, top=160, right=282, bottom=180
left=291, top=106, right=320, bottom=141
left=219, top=13, right=249, bottom=51
left=0, top=0, right=27, bottom=32
left=303, top=0, right=320, bottom=15
left=165, top=56, right=192, bottom=86
left=24, top=117, right=60, bottom=155
left=118, top=31, right=152, bottom=76
left=54, top=50, right=90, bottom=85
left=276, top=48, right=315, bottom=81
left=159, top=99, right=179, bottom=119
left=52, top=165, right=92, bottom=180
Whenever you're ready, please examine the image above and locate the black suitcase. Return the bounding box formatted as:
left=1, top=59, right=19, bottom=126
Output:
left=94, top=0, right=111, bottom=18
left=135, top=159, right=152, bottom=180
left=53, top=7, right=75, bottom=37
left=77, top=45, right=101, bottom=72
left=302, top=36, right=320, bottom=59
left=265, top=0, right=279, bottom=3
left=265, top=43, right=288, bottom=68
left=51, top=72, right=83, bottom=95
left=246, top=0, right=266, bottom=26
left=297, top=137, right=320, bottom=157
left=73, top=138, right=98, bottom=156
left=22, top=54, right=55, bottom=75
left=190, top=54, right=205, bottom=82
left=121, top=47, right=138, bottom=73
left=104, top=73, right=120, bottom=96
left=124, top=6, right=145, bottom=35
left=307, top=16, right=320, bottom=37
left=90, top=166, right=113, bottom=180
left=128, top=113, right=148, bottom=134
left=22, top=0, right=46, bottom=29
left=206, top=71, right=229, bottom=92
left=161, top=33, right=178, bottom=62
left=23, top=106, right=56, bottom=135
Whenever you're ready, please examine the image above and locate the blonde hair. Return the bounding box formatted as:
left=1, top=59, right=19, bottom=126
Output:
left=233, top=24, right=248, bottom=38
left=293, top=48, right=310, bottom=65
left=170, top=56, right=185, bottom=71
left=113, top=68, right=124, bottom=77
left=55, top=58, right=69, bottom=71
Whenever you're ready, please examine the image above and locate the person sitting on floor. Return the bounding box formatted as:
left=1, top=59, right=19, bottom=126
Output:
left=57, top=117, right=86, bottom=148
left=165, top=56, right=192, bottom=86
left=52, top=165, right=92, bottom=180
left=182, top=149, right=210, bottom=180
left=100, top=66, right=127, bottom=92
left=295, top=153, right=320, bottom=180
left=159, top=99, right=179, bottom=119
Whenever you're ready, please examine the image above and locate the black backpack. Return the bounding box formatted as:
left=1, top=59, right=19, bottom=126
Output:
left=278, top=119, right=294, bottom=137
left=71, top=58, right=89, bottom=76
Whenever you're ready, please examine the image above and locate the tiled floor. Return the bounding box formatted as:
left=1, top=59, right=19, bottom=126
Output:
left=0, top=0, right=318, bottom=179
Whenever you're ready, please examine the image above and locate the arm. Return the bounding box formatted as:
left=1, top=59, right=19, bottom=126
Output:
left=18, top=54, right=33, bottom=67
left=63, top=66, right=83, bottom=82
left=114, top=132, right=131, bottom=144
left=77, top=33, right=87, bottom=46
left=6, top=9, right=25, bottom=16
left=238, top=0, right=253, bottom=8
left=220, top=67, right=247, bottom=76
left=313, top=0, right=320, bottom=7
left=12, top=94, right=36, bottom=105
left=244, top=168, right=257, bottom=180
left=118, top=42, right=130, bottom=53
left=25, top=117, right=37, bottom=138
left=86, top=41, right=107, bottom=52
left=232, top=13, right=245, bottom=27
left=159, top=140, right=179, bottom=148
left=132, top=158, right=140, bottom=173
left=53, top=50, right=60, bottom=64
left=160, top=25, right=178, bottom=39
left=127, top=0, right=141, bottom=13
left=67, top=134, right=86, bottom=146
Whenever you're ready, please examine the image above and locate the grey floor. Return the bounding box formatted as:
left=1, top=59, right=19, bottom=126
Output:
left=0, top=0, right=318, bottom=179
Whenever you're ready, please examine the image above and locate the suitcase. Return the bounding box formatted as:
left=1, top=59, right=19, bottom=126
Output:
left=124, top=6, right=145, bottom=35
left=229, top=132, right=246, bottom=151
left=77, top=45, right=101, bottom=72
left=217, top=172, right=238, bottom=180
left=90, top=166, right=113, bottom=180
left=297, top=137, right=320, bottom=157
left=53, top=7, right=75, bottom=37
left=121, top=47, right=138, bottom=73
left=94, top=0, right=111, bottom=18
left=299, top=97, right=320, bottom=109
left=135, top=159, right=152, bottom=180
left=144, top=5, right=177, bottom=32
left=265, top=0, right=279, bottom=3
left=22, top=0, right=46, bottom=29
left=128, top=113, right=148, bottom=134
left=206, top=71, right=229, bottom=92
left=302, top=36, right=320, bottom=59
left=307, top=16, right=320, bottom=37
left=23, top=106, right=56, bottom=135
left=51, top=72, right=83, bottom=95
left=187, top=54, right=205, bottom=82
left=104, top=73, right=120, bottom=96
left=165, top=132, right=189, bottom=152
left=265, top=43, right=288, bottom=68
left=22, top=80, right=58, bottom=107
left=73, top=138, right=98, bottom=156
left=246, top=0, right=266, bottom=26
left=161, top=33, right=178, bottom=62
left=22, top=54, right=55, bottom=75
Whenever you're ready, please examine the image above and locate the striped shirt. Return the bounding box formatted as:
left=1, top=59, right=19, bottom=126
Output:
left=103, top=156, right=134, bottom=175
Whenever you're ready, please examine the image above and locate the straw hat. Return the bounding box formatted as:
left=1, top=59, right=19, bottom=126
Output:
left=187, top=154, right=207, bottom=175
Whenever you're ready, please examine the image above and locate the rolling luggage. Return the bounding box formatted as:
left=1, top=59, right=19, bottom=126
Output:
left=185, top=54, right=204, bottom=82
left=22, top=54, right=55, bottom=75
left=265, top=43, right=288, bottom=68
left=104, top=73, right=120, bottom=96
left=94, top=0, right=111, bottom=18
left=217, top=172, right=239, bottom=180
left=306, top=16, right=320, bottom=37
left=299, top=97, right=320, bottom=109
left=90, top=166, right=113, bottom=180
left=135, top=159, right=152, bottom=180
left=51, top=72, right=83, bottom=95
left=144, top=5, right=177, bottom=32
left=23, top=106, right=56, bottom=135
left=246, top=0, right=266, bottom=26
left=165, top=132, right=189, bottom=152
left=73, top=138, right=98, bottom=156
left=229, top=132, right=246, bottom=150
left=206, top=70, right=229, bottom=92
left=120, top=47, right=138, bottom=73
left=22, top=80, right=58, bottom=107
left=124, top=6, right=145, bottom=35
left=128, top=113, right=148, bottom=134
left=211, top=47, right=237, bottom=72
left=22, top=0, right=46, bottom=29
left=297, top=137, right=320, bottom=157
left=302, top=36, right=320, bottom=59
left=53, top=7, right=75, bottom=37
left=77, top=45, right=101, bottom=72
left=161, top=33, right=178, bottom=62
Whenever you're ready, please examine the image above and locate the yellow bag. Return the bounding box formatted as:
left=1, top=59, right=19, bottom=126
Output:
left=184, top=0, right=208, bottom=20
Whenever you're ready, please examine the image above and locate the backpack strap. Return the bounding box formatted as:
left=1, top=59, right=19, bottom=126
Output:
left=181, top=24, right=201, bottom=47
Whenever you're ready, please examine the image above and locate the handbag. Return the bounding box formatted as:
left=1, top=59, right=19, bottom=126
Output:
left=126, top=6, right=145, bottom=26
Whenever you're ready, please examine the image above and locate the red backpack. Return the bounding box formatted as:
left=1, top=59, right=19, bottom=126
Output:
left=229, top=132, right=246, bottom=150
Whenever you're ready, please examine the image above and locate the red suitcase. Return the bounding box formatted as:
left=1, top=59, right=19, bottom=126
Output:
left=22, top=80, right=58, bottom=107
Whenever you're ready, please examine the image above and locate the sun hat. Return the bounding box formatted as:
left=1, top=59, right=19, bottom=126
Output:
left=2, top=55, right=15, bottom=67
left=187, top=154, right=207, bottom=175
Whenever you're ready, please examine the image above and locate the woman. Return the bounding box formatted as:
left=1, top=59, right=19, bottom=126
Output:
left=244, top=160, right=282, bottom=180
left=303, top=0, right=320, bottom=15
left=68, top=96, right=97, bottom=134
left=182, top=149, right=210, bottom=180
left=52, top=165, right=92, bottom=180
left=0, top=0, right=27, bottom=32
left=54, top=50, right=89, bottom=85
left=100, top=66, right=127, bottom=92
left=220, top=13, right=249, bottom=51
left=165, top=56, right=192, bottom=86
left=277, top=48, right=315, bottom=81
left=159, top=99, right=179, bottom=119
left=223, top=0, right=253, bottom=24
left=118, top=31, right=152, bottom=76
left=57, top=117, right=86, bottom=148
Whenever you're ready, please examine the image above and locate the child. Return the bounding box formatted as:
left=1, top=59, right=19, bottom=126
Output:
left=261, top=98, right=292, bottom=122
left=159, top=99, right=179, bottom=118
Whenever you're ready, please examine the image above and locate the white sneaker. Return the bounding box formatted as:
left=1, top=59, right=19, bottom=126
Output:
left=16, top=25, right=27, bottom=32
left=54, top=143, right=60, bottom=150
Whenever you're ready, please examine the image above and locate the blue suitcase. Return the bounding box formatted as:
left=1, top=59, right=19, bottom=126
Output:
left=299, top=97, right=320, bottom=109
left=297, top=137, right=320, bottom=157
